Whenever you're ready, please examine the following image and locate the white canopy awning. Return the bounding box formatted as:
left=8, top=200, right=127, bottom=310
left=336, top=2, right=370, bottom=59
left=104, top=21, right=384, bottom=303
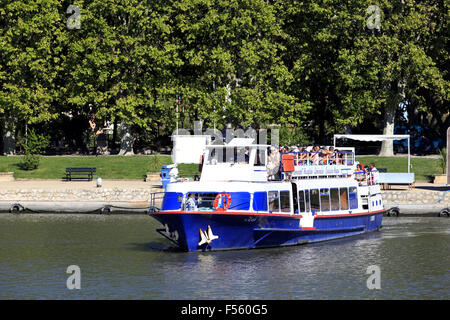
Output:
left=334, top=134, right=411, bottom=173
left=333, top=134, right=410, bottom=142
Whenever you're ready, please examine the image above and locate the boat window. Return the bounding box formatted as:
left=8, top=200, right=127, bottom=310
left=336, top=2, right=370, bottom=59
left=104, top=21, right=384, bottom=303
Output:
left=185, top=192, right=251, bottom=211
left=349, top=187, right=358, bottom=209
left=320, top=188, right=330, bottom=211
left=340, top=188, right=349, bottom=210
left=207, top=148, right=225, bottom=164
left=280, top=191, right=291, bottom=212
left=234, top=147, right=249, bottom=164
left=162, top=192, right=183, bottom=210
left=207, top=147, right=250, bottom=164
left=254, top=147, right=267, bottom=166
left=310, top=189, right=320, bottom=212
left=253, top=192, right=268, bottom=211
left=298, top=190, right=305, bottom=213
left=304, top=189, right=310, bottom=212
left=330, top=188, right=340, bottom=211
left=268, top=191, right=280, bottom=212
left=186, top=192, right=218, bottom=211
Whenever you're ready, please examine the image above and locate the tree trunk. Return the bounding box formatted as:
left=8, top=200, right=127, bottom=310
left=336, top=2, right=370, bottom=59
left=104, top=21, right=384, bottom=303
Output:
left=118, top=122, right=135, bottom=156
left=111, top=118, right=118, bottom=154
left=379, top=80, right=406, bottom=157
left=378, top=102, right=396, bottom=156
left=2, top=117, right=16, bottom=155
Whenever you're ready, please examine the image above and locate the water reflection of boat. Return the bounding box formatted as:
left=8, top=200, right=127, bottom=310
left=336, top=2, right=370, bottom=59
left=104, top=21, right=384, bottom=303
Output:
left=149, top=138, right=384, bottom=252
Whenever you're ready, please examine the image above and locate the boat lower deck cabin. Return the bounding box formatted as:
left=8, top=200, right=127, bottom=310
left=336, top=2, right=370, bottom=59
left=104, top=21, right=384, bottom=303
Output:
left=151, top=138, right=383, bottom=216
left=157, top=178, right=383, bottom=216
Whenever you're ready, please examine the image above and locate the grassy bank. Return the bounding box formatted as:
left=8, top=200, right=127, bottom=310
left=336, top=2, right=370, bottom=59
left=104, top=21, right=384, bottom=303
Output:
left=0, top=155, right=441, bottom=181
left=356, top=156, right=441, bottom=182
left=0, top=155, right=200, bottom=179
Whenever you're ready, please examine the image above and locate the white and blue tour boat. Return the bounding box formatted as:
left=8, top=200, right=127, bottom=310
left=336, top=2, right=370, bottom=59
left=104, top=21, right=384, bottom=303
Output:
left=149, top=138, right=384, bottom=251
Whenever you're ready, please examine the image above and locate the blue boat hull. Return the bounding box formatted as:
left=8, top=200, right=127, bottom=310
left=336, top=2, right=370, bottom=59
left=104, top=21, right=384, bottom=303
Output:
left=150, top=210, right=384, bottom=252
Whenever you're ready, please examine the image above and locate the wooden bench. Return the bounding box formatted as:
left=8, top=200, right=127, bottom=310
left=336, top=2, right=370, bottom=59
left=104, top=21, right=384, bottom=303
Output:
left=65, top=168, right=96, bottom=181
left=378, top=172, right=415, bottom=190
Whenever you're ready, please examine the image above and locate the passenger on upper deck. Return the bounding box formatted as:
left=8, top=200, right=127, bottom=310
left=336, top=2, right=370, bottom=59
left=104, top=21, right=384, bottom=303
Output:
left=322, top=147, right=334, bottom=165
left=328, top=146, right=336, bottom=164
left=310, top=145, right=321, bottom=165
left=244, top=147, right=249, bottom=163
left=354, top=163, right=366, bottom=184
left=334, top=149, right=345, bottom=165
left=297, top=146, right=307, bottom=165
left=368, top=162, right=379, bottom=185
left=267, top=146, right=280, bottom=180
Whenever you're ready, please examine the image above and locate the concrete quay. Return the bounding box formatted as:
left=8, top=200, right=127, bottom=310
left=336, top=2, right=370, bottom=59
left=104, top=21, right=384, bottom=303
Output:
left=381, top=183, right=450, bottom=217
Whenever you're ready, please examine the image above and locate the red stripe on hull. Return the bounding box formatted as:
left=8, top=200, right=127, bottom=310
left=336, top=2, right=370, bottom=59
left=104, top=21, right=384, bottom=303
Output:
left=314, top=209, right=385, bottom=218
left=154, top=209, right=385, bottom=218
left=155, top=210, right=302, bottom=218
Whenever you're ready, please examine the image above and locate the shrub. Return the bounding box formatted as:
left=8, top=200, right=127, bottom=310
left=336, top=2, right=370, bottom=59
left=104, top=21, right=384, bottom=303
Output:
left=17, top=129, right=50, bottom=171
left=148, top=154, right=163, bottom=172
left=19, top=154, right=41, bottom=170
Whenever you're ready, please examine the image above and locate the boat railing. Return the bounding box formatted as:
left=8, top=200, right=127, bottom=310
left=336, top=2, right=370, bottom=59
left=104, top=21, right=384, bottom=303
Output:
left=277, top=150, right=356, bottom=180
left=280, top=151, right=355, bottom=167
left=149, top=192, right=165, bottom=213
left=353, top=170, right=379, bottom=187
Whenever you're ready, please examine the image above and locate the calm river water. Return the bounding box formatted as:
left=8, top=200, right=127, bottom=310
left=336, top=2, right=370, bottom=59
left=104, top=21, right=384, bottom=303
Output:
left=0, top=214, right=448, bottom=300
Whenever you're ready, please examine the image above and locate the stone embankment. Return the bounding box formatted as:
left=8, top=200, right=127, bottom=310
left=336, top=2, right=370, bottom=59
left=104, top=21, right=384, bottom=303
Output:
left=0, top=188, right=158, bottom=202
left=382, top=190, right=449, bottom=205
left=0, top=180, right=448, bottom=216
left=382, top=186, right=450, bottom=217
left=0, top=179, right=162, bottom=214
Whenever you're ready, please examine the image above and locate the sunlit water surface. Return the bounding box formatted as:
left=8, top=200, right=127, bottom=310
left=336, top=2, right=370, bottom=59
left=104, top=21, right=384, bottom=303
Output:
left=0, top=214, right=448, bottom=299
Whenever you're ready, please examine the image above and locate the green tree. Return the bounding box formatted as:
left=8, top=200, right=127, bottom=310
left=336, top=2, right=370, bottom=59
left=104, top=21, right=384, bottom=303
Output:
left=335, top=0, right=449, bottom=155
left=0, top=0, right=65, bottom=130
left=64, top=0, right=183, bottom=152
left=169, top=0, right=310, bottom=132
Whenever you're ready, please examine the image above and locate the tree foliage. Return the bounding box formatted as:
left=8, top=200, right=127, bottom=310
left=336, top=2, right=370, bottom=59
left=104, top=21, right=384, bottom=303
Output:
left=0, top=0, right=448, bottom=154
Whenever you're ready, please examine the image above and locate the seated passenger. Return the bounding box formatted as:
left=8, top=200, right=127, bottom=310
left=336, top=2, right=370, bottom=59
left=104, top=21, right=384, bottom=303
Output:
left=186, top=194, right=198, bottom=211
left=267, top=146, right=280, bottom=179
left=334, top=149, right=343, bottom=164
left=297, top=146, right=306, bottom=165
left=328, top=146, right=336, bottom=164
left=321, top=147, right=330, bottom=165
left=310, top=145, right=321, bottom=165
left=354, top=164, right=366, bottom=184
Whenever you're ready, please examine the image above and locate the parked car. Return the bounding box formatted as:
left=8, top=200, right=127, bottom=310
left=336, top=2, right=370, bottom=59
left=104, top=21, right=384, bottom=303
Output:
left=394, top=125, right=444, bottom=154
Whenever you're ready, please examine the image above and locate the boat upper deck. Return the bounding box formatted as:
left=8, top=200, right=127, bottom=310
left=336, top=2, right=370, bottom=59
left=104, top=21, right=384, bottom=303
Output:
left=199, top=138, right=357, bottom=182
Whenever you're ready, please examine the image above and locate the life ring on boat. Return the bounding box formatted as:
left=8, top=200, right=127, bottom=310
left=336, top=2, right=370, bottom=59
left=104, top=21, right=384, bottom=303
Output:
left=214, top=193, right=231, bottom=211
